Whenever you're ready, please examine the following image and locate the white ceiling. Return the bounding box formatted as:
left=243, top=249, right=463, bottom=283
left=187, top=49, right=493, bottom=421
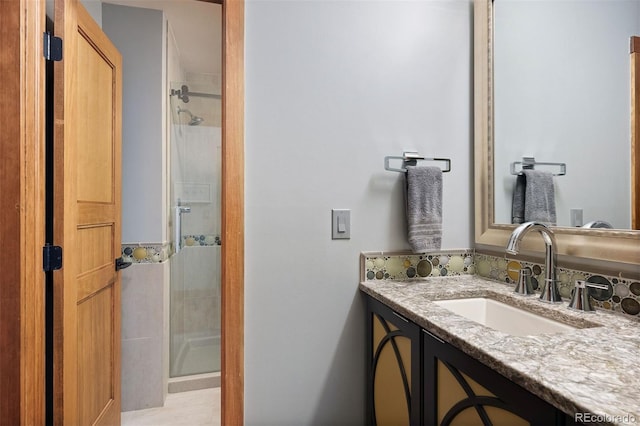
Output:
left=103, top=0, right=221, bottom=77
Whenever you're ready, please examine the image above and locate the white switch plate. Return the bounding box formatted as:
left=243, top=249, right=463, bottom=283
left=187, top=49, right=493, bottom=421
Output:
left=332, top=209, right=350, bottom=239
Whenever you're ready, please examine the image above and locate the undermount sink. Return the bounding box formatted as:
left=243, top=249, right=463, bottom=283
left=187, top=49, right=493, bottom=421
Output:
left=434, top=297, right=579, bottom=336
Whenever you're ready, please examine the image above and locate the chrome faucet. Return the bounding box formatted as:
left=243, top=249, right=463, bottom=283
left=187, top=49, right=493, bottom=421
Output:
left=505, top=221, right=562, bottom=303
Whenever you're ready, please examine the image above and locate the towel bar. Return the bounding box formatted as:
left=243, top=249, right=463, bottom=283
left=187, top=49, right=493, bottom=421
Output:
left=384, top=151, right=451, bottom=173
left=510, top=156, right=566, bottom=176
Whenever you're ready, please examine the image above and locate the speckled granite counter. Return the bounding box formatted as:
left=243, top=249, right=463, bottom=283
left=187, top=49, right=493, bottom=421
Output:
left=360, top=275, right=640, bottom=425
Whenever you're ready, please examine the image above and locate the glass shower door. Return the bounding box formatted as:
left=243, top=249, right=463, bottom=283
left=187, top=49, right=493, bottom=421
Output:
left=169, top=82, right=222, bottom=378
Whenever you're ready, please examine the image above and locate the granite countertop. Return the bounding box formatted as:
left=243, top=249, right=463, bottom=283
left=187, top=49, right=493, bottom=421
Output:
left=360, top=275, right=640, bottom=426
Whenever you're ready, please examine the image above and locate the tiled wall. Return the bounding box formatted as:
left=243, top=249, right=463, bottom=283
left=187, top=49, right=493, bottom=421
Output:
left=119, top=241, right=221, bottom=408
left=120, top=261, right=170, bottom=411
left=362, top=250, right=640, bottom=317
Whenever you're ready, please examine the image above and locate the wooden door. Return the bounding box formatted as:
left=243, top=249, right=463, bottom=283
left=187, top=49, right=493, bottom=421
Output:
left=53, top=1, right=122, bottom=424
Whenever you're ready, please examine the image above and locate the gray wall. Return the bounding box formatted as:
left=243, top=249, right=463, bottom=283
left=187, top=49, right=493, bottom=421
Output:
left=80, top=0, right=102, bottom=27
left=103, top=3, right=167, bottom=244
left=245, top=1, right=473, bottom=424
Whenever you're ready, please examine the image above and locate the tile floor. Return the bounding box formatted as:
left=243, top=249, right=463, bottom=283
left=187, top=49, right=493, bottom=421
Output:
left=121, top=388, right=221, bottom=426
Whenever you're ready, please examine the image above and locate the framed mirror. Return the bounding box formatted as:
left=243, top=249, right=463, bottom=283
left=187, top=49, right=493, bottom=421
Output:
left=474, top=0, right=640, bottom=271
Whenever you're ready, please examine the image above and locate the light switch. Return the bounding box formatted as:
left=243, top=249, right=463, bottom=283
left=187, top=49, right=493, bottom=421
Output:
left=332, top=209, right=350, bottom=239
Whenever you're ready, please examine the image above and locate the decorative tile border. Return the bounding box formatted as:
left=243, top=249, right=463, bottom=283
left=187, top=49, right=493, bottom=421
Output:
left=121, top=242, right=171, bottom=264
left=475, top=253, right=640, bottom=317
left=121, top=235, right=220, bottom=264
left=182, top=234, right=221, bottom=247
left=361, top=250, right=475, bottom=281
left=360, top=250, right=639, bottom=317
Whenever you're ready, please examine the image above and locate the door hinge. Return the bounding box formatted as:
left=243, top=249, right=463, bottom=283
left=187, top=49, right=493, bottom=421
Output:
left=43, top=32, right=63, bottom=62
left=43, top=245, right=63, bottom=272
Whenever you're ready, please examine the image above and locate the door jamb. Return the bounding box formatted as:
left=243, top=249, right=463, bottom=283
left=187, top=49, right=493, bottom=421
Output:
left=221, top=0, right=244, bottom=424
left=1, top=0, right=47, bottom=423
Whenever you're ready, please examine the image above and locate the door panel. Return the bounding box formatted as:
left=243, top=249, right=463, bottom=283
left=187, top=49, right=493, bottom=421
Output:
left=78, top=288, right=115, bottom=425
left=77, top=225, right=116, bottom=301
left=77, top=31, right=115, bottom=204
left=53, top=1, right=122, bottom=424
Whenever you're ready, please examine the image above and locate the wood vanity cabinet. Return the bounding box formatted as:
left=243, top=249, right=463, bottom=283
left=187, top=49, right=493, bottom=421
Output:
left=422, top=329, right=566, bottom=426
left=366, top=294, right=574, bottom=426
left=367, top=297, right=422, bottom=425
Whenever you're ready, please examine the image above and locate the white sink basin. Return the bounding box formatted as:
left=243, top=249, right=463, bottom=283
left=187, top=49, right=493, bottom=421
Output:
left=434, top=297, right=578, bottom=336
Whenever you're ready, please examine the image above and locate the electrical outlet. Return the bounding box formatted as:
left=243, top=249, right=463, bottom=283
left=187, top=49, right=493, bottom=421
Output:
left=570, top=209, right=583, bottom=227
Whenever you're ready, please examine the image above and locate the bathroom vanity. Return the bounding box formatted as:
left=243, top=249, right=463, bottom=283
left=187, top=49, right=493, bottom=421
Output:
left=361, top=275, right=640, bottom=426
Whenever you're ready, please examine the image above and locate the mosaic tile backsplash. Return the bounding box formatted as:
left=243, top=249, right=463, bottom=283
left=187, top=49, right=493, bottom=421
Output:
left=474, top=253, right=640, bottom=317
left=362, top=250, right=640, bottom=317
left=362, top=250, right=475, bottom=281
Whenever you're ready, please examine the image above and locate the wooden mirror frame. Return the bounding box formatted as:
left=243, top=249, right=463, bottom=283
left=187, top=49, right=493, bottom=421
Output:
left=632, top=36, right=640, bottom=230
left=473, top=0, right=640, bottom=275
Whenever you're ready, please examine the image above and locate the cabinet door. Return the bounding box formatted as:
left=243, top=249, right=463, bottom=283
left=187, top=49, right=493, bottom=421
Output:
left=423, top=330, right=562, bottom=426
left=367, top=297, right=422, bottom=426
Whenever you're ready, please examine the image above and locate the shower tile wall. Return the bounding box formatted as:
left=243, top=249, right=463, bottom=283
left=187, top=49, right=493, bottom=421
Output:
left=121, top=262, right=170, bottom=411
left=171, top=125, right=222, bottom=240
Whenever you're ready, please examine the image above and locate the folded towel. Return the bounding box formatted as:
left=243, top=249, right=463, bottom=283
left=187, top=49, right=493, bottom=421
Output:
left=405, top=166, right=442, bottom=252
left=522, top=170, right=557, bottom=226
left=511, top=174, right=526, bottom=224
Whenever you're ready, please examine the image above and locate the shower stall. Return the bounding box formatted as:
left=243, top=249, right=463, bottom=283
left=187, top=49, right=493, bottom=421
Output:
left=168, top=82, right=222, bottom=391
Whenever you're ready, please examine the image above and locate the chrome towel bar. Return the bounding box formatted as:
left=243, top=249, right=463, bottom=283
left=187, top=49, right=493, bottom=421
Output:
left=510, top=156, right=566, bottom=176
left=384, top=151, right=451, bottom=173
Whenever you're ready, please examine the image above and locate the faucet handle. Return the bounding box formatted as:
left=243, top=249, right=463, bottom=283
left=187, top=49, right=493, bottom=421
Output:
left=567, top=280, right=605, bottom=313
left=513, top=268, right=535, bottom=296
left=539, top=277, right=563, bottom=303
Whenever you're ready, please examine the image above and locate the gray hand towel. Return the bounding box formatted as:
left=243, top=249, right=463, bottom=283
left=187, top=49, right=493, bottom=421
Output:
left=405, top=166, right=442, bottom=252
left=522, top=170, right=557, bottom=226
left=511, top=174, right=526, bottom=224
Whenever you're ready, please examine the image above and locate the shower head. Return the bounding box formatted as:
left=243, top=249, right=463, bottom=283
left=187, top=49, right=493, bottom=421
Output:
left=177, top=106, right=204, bottom=126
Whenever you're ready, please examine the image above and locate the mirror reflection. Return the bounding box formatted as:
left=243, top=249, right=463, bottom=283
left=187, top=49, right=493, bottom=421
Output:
left=493, top=0, right=639, bottom=229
